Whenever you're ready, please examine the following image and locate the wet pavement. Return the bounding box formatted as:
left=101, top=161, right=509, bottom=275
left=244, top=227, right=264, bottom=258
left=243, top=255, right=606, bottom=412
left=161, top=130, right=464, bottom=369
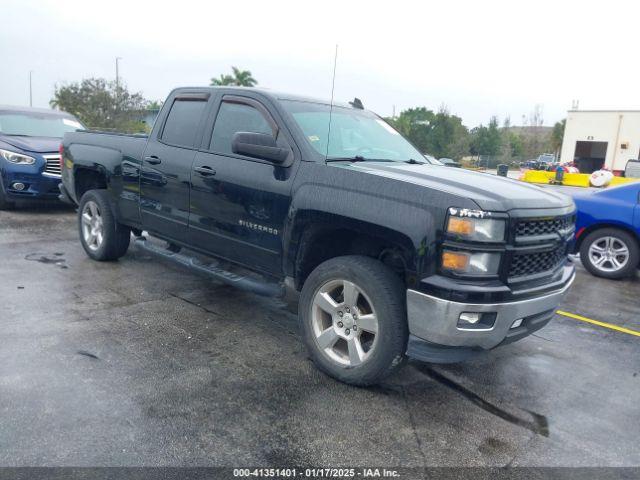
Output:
left=0, top=204, right=638, bottom=467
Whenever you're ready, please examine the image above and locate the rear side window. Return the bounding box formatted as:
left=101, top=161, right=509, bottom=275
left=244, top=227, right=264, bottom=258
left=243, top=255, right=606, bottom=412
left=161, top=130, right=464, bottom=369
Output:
left=161, top=99, right=207, bottom=147
left=210, top=102, right=273, bottom=154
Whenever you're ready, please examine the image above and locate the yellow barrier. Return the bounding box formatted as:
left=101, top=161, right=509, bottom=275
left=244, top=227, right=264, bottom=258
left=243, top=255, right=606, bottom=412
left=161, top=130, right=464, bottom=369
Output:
left=520, top=170, right=639, bottom=188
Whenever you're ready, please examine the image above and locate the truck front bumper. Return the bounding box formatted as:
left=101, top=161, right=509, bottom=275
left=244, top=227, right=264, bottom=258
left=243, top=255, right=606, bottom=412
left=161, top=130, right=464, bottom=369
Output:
left=406, top=266, right=575, bottom=363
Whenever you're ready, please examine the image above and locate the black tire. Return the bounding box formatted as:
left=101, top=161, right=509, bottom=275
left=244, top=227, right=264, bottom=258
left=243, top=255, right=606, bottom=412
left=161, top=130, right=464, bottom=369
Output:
left=579, top=228, right=639, bottom=279
left=0, top=185, right=15, bottom=210
left=78, top=189, right=131, bottom=261
left=299, top=255, right=408, bottom=386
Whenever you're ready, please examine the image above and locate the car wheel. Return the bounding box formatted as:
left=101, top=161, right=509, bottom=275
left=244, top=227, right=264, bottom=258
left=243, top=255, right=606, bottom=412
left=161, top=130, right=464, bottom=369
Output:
left=78, top=189, right=131, bottom=261
left=299, top=255, right=408, bottom=386
left=579, top=228, right=639, bottom=279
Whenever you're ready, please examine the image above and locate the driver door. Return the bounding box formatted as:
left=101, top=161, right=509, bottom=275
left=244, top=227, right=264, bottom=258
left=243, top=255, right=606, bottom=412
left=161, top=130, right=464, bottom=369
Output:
left=188, top=94, right=298, bottom=275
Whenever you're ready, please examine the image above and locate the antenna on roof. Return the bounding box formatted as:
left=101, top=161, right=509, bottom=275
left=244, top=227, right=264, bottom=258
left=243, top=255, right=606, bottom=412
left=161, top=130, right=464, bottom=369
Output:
left=349, top=98, right=364, bottom=109
left=325, top=44, right=338, bottom=162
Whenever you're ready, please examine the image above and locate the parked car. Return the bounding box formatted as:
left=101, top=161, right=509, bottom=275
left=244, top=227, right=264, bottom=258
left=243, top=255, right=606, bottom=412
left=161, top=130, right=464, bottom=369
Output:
left=572, top=182, right=640, bottom=279
left=537, top=153, right=556, bottom=164
left=438, top=157, right=461, bottom=168
left=60, top=86, right=576, bottom=385
left=521, top=159, right=542, bottom=170
left=625, top=160, right=640, bottom=178
left=0, top=105, right=84, bottom=209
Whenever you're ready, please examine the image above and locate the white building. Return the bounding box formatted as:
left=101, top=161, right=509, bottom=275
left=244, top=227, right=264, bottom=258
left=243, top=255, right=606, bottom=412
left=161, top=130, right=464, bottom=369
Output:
left=560, top=110, right=640, bottom=175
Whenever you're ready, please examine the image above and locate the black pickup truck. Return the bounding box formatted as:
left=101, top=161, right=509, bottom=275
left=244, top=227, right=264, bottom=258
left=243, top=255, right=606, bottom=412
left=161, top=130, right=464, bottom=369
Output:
left=60, top=87, right=576, bottom=385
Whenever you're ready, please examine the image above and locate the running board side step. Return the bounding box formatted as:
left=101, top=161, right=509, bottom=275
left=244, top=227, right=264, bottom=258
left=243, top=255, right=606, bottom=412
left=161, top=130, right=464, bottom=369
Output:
left=134, top=237, right=285, bottom=298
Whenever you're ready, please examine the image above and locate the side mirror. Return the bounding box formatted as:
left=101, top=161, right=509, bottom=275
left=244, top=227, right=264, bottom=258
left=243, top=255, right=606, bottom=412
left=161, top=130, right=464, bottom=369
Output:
left=231, top=132, right=289, bottom=164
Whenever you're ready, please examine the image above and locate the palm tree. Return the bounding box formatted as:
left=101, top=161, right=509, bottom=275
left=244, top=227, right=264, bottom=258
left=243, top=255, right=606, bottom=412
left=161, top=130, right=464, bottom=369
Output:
left=210, top=67, right=257, bottom=87
left=231, top=67, right=257, bottom=87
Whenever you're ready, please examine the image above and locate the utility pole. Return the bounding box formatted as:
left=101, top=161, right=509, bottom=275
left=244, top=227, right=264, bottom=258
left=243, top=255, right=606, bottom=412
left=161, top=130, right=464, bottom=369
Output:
left=115, top=57, right=122, bottom=113
left=115, top=57, right=122, bottom=90
left=29, top=71, right=33, bottom=107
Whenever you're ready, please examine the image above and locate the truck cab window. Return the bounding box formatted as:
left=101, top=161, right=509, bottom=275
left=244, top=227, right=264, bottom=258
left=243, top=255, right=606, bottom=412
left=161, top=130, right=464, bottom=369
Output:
left=210, top=102, right=273, bottom=155
left=161, top=99, right=207, bottom=147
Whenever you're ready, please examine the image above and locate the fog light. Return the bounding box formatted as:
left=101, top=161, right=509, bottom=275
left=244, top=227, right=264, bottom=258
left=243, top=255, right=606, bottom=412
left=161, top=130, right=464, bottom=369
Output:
left=12, top=182, right=25, bottom=191
left=511, top=318, right=524, bottom=329
left=457, top=311, right=496, bottom=330
left=459, top=312, right=481, bottom=324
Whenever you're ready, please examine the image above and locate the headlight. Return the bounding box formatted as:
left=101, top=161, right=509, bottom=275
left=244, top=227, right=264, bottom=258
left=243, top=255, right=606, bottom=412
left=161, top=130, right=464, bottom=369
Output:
left=0, top=149, right=36, bottom=165
left=442, top=250, right=501, bottom=276
left=446, top=207, right=505, bottom=243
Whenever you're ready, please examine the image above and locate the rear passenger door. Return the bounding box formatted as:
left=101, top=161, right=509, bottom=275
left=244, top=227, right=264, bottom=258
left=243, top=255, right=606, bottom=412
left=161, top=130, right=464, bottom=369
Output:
left=140, top=92, right=210, bottom=242
left=189, top=94, right=298, bottom=275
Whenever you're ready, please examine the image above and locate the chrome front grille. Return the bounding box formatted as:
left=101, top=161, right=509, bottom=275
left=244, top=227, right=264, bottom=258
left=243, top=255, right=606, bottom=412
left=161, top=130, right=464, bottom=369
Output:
left=43, top=154, right=62, bottom=177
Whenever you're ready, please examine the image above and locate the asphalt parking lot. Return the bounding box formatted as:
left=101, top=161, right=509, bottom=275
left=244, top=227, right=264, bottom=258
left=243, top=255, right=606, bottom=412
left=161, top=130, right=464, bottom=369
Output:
left=1, top=204, right=638, bottom=468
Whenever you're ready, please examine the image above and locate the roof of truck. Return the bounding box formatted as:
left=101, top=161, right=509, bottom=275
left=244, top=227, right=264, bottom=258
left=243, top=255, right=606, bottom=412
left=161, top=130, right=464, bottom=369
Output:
left=176, top=86, right=355, bottom=109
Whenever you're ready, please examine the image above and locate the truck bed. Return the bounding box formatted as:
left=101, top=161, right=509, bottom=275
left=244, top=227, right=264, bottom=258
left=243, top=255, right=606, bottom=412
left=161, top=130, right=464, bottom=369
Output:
left=64, top=130, right=148, bottom=159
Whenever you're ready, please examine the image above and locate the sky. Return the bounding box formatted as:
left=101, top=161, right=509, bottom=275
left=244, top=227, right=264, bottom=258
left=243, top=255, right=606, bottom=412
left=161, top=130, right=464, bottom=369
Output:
left=1, top=0, right=638, bottom=127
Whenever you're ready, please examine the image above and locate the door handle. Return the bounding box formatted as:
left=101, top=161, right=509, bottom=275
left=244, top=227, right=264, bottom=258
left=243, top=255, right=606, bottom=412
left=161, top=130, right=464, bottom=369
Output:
left=195, top=166, right=216, bottom=176
left=145, top=155, right=162, bottom=165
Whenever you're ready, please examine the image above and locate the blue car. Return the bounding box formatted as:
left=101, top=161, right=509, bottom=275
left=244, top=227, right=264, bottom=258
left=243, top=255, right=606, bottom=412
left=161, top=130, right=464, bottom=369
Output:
left=0, top=105, right=84, bottom=209
left=573, top=182, right=640, bottom=279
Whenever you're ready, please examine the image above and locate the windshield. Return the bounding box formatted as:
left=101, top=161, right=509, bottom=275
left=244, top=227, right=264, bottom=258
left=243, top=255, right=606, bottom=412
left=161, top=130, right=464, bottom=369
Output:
left=282, top=100, right=424, bottom=162
left=0, top=112, right=84, bottom=138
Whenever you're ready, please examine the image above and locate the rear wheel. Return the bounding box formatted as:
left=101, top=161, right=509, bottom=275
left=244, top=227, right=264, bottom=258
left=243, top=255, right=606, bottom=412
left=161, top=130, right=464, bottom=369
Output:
left=580, top=228, right=639, bottom=279
left=299, top=255, right=408, bottom=386
left=78, top=189, right=130, bottom=261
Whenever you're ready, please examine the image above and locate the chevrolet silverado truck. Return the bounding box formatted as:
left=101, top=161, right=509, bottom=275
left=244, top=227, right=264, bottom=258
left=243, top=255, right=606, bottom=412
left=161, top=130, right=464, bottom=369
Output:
left=0, top=105, right=84, bottom=209
left=60, top=87, right=576, bottom=385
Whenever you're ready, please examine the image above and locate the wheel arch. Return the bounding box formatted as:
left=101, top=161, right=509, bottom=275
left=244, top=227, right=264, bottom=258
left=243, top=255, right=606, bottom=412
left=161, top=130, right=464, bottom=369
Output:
left=73, top=166, right=109, bottom=201
left=286, top=210, right=419, bottom=291
left=575, top=222, right=640, bottom=252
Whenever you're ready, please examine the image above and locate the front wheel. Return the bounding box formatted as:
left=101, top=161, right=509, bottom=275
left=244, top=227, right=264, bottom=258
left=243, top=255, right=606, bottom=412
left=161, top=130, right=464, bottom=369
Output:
left=579, top=228, right=639, bottom=279
left=299, top=255, right=408, bottom=386
left=78, top=189, right=131, bottom=261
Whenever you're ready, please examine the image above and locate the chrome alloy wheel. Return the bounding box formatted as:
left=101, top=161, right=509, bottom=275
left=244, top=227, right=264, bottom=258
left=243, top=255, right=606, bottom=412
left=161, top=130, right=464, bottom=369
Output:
left=311, top=279, right=379, bottom=367
left=81, top=200, right=104, bottom=251
left=588, top=236, right=630, bottom=273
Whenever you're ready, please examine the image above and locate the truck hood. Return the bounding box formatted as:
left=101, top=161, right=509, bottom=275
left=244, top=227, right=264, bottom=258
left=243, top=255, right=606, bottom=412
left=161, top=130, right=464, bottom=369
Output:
left=0, top=135, right=60, bottom=154
left=339, top=162, right=573, bottom=212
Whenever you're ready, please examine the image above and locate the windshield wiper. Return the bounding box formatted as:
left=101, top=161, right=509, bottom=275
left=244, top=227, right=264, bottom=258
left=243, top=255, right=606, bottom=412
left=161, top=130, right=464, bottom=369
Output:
left=326, top=156, right=395, bottom=163
left=326, top=156, right=368, bottom=163
left=405, top=158, right=425, bottom=165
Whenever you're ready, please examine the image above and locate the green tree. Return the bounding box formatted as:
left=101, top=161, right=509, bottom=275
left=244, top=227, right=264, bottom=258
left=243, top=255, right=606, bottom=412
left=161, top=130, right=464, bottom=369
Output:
left=508, top=132, right=524, bottom=158
left=551, top=119, right=566, bottom=156
left=388, top=107, right=435, bottom=153
left=427, top=106, right=469, bottom=159
left=470, top=116, right=501, bottom=158
left=388, top=106, right=470, bottom=159
left=210, top=66, right=257, bottom=87
left=147, top=100, right=164, bottom=110
left=50, top=78, right=148, bottom=132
